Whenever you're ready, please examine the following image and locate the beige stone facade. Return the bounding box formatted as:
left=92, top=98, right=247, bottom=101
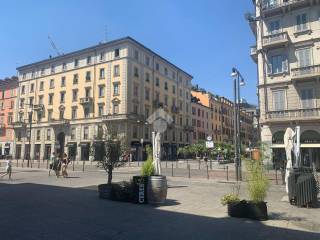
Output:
left=13, top=37, right=193, bottom=161
left=251, top=0, right=320, bottom=169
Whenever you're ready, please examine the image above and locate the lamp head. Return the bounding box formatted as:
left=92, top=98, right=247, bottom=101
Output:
left=231, top=68, right=238, bottom=78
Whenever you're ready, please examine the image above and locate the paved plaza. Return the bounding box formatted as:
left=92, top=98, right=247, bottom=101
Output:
left=0, top=166, right=319, bottom=240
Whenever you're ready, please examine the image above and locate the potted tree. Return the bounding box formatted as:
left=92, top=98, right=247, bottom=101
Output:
left=97, top=132, right=127, bottom=200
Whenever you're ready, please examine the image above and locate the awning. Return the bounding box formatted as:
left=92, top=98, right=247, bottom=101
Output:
left=79, top=142, right=90, bottom=147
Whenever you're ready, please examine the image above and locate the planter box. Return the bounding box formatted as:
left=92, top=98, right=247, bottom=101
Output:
left=227, top=201, right=268, bottom=221
left=98, top=183, right=133, bottom=202
left=147, top=175, right=167, bottom=205
left=98, top=184, right=112, bottom=200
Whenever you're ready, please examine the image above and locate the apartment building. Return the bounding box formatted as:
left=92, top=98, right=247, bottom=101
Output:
left=13, top=37, right=193, bottom=161
left=191, top=87, right=254, bottom=145
left=0, top=77, right=18, bottom=156
left=250, top=0, right=320, bottom=169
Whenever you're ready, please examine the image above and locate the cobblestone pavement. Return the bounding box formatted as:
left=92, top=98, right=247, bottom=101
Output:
left=0, top=166, right=319, bottom=240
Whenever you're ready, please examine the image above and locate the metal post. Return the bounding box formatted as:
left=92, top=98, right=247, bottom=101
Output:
left=171, top=162, right=174, bottom=177
left=188, top=164, right=191, bottom=178
left=46, top=159, right=49, bottom=169
left=233, top=78, right=239, bottom=181
left=210, top=159, right=212, bottom=170
left=72, top=160, right=75, bottom=171
left=198, top=159, right=200, bottom=170
left=237, top=75, right=242, bottom=181
left=16, top=159, right=18, bottom=168
left=275, top=168, right=278, bottom=185
left=27, top=111, right=33, bottom=168
left=82, top=160, right=85, bottom=172
left=226, top=166, right=229, bottom=181
left=206, top=165, right=209, bottom=179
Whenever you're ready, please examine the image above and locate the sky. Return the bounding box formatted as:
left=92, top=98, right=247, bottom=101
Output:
left=0, top=0, right=257, bottom=104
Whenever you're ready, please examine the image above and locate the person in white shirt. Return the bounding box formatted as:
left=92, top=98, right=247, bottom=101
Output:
left=1, top=159, right=12, bottom=180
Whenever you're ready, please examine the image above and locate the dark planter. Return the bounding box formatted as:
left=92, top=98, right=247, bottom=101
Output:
left=98, top=184, right=113, bottom=199
left=227, top=200, right=247, bottom=218
left=111, top=182, right=133, bottom=202
left=246, top=201, right=268, bottom=221
left=133, top=176, right=148, bottom=204
left=147, top=175, right=167, bottom=205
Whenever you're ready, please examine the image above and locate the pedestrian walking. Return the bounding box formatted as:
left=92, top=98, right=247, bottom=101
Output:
left=52, top=153, right=61, bottom=178
left=1, top=158, right=12, bottom=180
left=61, top=153, right=69, bottom=178
left=49, top=152, right=56, bottom=176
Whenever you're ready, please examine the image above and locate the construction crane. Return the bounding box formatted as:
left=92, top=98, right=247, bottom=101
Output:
left=48, top=35, right=63, bottom=56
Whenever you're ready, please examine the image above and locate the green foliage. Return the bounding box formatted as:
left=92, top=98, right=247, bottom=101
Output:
left=221, top=194, right=240, bottom=206
left=245, top=159, right=270, bottom=203
left=141, top=145, right=155, bottom=176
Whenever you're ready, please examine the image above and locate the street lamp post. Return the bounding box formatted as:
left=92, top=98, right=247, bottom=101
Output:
left=231, top=67, right=245, bottom=181
left=27, top=111, right=33, bottom=168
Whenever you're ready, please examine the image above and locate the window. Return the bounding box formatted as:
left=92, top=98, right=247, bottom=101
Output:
left=51, top=65, right=55, bottom=74
left=48, top=94, right=53, bottom=105
left=21, top=86, right=25, bottom=94
left=172, top=85, right=176, bottom=94
left=7, top=114, right=12, bottom=124
left=145, top=72, right=150, bottom=82
left=62, top=62, right=67, bottom=71
left=164, top=68, right=168, bottom=76
left=145, top=88, right=150, bottom=100
left=134, top=67, right=139, bottom=77
left=113, top=103, right=119, bottom=114
left=98, top=105, right=104, bottom=117
left=99, top=68, right=105, bottom=79
left=61, top=76, right=66, bottom=87
left=156, top=63, right=159, bottom=71
left=74, top=59, right=79, bottom=68
left=134, top=50, right=139, bottom=60
left=133, top=84, right=139, bottom=97
left=83, top=127, right=89, bottom=139
left=20, top=98, right=25, bottom=108
left=47, top=129, right=51, bottom=140
left=113, top=83, right=119, bottom=96
left=85, top=88, right=91, bottom=98
left=22, top=73, right=26, bottom=80
left=132, top=126, right=138, bottom=139
left=268, top=20, right=280, bottom=34
left=72, top=89, right=78, bottom=102
left=145, top=56, right=150, bottom=66
left=145, top=127, right=149, bottom=139
left=86, top=71, right=91, bottom=81
left=38, top=96, right=43, bottom=105
left=115, top=48, right=120, bottom=58
left=84, top=108, right=90, bottom=118
left=36, top=130, right=41, bottom=141
left=164, top=82, right=168, bottom=90
left=10, top=101, right=14, bottom=109
left=71, top=107, right=77, bottom=119
left=73, top=74, right=78, bottom=84
left=296, top=13, right=308, bottom=32
left=29, top=97, right=34, bottom=106
left=155, top=78, right=160, bottom=87
left=179, top=89, right=182, bottom=97
left=39, top=81, right=44, bottom=91
left=273, top=90, right=285, bottom=111
left=100, top=52, right=105, bottom=61
left=114, top=65, right=120, bottom=77
left=164, top=95, right=168, bottom=106
left=49, top=79, right=54, bottom=88
left=269, top=55, right=288, bottom=74
left=301, top=88, right=314, bottom=109
left=98, top=85, right=105, bottom=98
left=60, top=92, right=65, bottom=103
left=30, top=83, right=34, bottom=93
left=71, top=128, right=76, bottom=140
left=41, top=68, right=45, bottom=76
left=296, top=48, right=312, bottom=67
left=87, top=56, right=92, bottom=65
left=59, top=109, right=64, bottom=119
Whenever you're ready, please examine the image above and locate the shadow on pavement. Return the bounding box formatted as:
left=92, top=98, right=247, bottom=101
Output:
left=0, top=182, right=319, bottom=240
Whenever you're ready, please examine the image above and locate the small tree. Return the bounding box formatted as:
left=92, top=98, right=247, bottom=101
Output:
left=97, top=132, right=127, bottom=185
left=141, top=145, right=155, bottom=176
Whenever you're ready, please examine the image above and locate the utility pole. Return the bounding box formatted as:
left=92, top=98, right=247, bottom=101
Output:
left=27, top=110, right=33, bottom=168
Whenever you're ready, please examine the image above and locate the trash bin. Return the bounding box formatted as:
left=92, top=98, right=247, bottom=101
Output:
left=132, top=176, right=148, bottom=204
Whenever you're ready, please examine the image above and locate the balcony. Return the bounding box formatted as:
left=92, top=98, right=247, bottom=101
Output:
left=0, top=123, right=5, bottom=129
left=49, top=119, right=70, bottom=126
left=262, top=32, right=289, bottom=49
left=12, top=121, right=26, bottom=128
left=265, top=108, right=320, bottom=123
left=183, top=125, right=194, bottom=132
left=33, top=104, right=44, bottom=111
left=261, top=0, right=310, bottom=17
left=291, top=65, right=320, bottom=81
left=153, top=100, right=163, bottom=109
left=103, top=113, right=145, bottom=122
left=250, top=46, right=258, bottom=62
left=80, top=97, right=93, bottom=105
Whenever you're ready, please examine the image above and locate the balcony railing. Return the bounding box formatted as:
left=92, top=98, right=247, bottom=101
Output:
left=250, top=46, right=258, bottom=62
left=262, top=32, right=288, bottom=48
left=262, top=0, right=309, bottom=14
left=48, top=119, right=70, bottom=126
left=266, top=108, right=320, bottom=122
left=80, top=97, right=93, bottom=105
left=183, top=125, right=194, bottom=132
left=103, top=113, right=145, bottom=122
left=291, top=65, right=320, bottom=80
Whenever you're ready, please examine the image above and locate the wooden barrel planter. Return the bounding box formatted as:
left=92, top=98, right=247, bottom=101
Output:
left=147, top=176, right=168, bottom=205
left=98, top=184, right=113, bottom=199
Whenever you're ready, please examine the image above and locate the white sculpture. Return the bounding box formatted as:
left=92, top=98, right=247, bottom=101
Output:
left=152, top=131, right=161, bottom=175
left=284, top=126, right=301, bottom=193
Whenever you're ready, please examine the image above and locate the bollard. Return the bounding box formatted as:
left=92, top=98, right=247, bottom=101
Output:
left=275, top=169, right=278, bottom=185
left=226, top=166, right=229, bottom=181
left=46, top=159, right=49, bottom=169
left=38, top=160, right=40, bottom=168
left=82, top=160, right=85, bottom=172
left=166, top=160, right=168, bottom=168
left=138, top=160, right=140, bottom=167
left=198, top=160, right=200, bottom=170
left=72, top=160, right=75, bottom=171
left=210, top=160, right=212, bottom=170
left=16, top=159, right=19, bottom=168
left=206, top=165, right=209, bottom=179
left=176, top=160, right=178, bottom=168
left=171, top=162, right=174, bottom=177
left=188, top=164, right=191, bottom=178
